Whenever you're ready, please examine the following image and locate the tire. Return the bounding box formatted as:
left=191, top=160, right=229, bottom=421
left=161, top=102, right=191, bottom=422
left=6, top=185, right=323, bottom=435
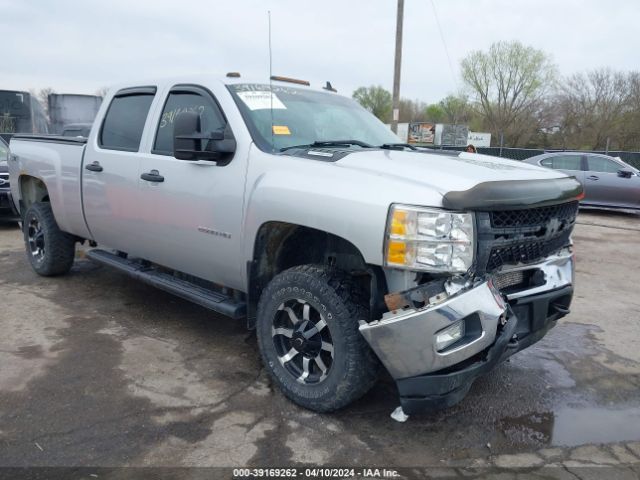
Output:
left=23, top=202, right=76, bottom=276
left=256, top=264, right=378, bottom=412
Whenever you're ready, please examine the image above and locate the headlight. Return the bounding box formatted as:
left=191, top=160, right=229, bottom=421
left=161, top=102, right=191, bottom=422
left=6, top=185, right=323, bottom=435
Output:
left=384, top=204, right=475, bottom=273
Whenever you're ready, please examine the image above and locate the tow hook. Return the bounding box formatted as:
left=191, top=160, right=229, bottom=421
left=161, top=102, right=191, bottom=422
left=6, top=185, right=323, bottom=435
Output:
left=552, top=303, right=570, bottom=315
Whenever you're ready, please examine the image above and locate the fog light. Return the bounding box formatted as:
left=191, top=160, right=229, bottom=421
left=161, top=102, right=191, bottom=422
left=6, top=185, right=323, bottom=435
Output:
left=435, top=321, right=465, bottom=351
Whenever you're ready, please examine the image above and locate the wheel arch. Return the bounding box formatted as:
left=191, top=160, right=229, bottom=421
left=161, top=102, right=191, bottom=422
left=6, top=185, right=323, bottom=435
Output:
left=246, top=221, right=387, bottom=329
left=18, top=175, right=50, bottom=217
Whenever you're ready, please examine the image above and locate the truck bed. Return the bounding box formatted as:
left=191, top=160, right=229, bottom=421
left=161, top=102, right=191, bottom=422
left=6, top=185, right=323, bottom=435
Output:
left=9, top=134, right=91, bottom=239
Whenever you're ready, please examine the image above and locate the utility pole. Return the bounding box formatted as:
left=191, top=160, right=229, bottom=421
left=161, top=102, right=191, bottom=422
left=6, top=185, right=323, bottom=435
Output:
left=391, top=0, right=404, bottom=134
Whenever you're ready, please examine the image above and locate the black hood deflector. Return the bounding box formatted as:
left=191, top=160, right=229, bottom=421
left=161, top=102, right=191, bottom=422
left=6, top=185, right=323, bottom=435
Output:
left=442, top=177, right=583, bottom=211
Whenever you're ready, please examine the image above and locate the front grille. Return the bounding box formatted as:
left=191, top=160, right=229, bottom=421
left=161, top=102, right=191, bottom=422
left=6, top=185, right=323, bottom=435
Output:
left=0, top=173, right=9, bottom=188
left=486, top=232, right=571, bottom=271
left=490, top=201, right=579, bottom=228
left=476, top=201, right=578, bottom=273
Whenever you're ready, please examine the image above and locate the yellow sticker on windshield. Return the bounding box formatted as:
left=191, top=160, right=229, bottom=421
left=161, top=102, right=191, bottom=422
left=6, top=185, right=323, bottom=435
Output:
left=272, top=125, right=291, bottom=135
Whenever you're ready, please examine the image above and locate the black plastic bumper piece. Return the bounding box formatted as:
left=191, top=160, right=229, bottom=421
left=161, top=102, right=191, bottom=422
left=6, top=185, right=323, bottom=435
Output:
left=396, top=285, right=573, bottom=415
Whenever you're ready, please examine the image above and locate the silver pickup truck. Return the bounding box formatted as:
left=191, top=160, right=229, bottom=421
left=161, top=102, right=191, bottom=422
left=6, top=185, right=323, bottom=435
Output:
left=8, top=74, right=582, bottom=414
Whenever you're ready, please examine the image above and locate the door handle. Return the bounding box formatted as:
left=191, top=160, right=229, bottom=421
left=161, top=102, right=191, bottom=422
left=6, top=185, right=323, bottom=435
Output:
left=587, top=175, right=599, bottom=181
left=85, top=161, right=103, bottom=172
left=141, top=169, right=164, bottom=183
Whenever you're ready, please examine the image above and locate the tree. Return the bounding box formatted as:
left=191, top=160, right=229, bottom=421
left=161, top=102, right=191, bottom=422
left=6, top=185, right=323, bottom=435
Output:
left=425, top=94, right=486, bottom=132
left=352, top=86, right=392, bottom=123
left=618, top=71, right=640, bottom=150
left=557, top=69, right=630, bottom=150
left=438, top=94, right=472, bottom=125
left=37, top=87, right=55, bottom=124
left=461, top=41, right=557, bottom=146
left=424, top=104, right=444, bottom=123
left=0, top=113, right=15, bottom=133
left=398, top=98, right=429, bottom=122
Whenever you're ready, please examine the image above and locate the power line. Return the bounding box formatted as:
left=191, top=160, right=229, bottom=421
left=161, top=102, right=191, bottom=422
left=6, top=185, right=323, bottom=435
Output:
left=429, top=0, right=458, bottom=90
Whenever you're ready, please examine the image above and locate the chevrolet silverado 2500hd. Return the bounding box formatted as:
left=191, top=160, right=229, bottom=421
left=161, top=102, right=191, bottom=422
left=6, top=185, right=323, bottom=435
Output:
left=8, top=75, right=583, bottom=414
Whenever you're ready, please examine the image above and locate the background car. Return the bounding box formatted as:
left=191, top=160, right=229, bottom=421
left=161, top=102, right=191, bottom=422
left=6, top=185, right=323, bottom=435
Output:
left=524, top=152, right=640, bottom=210
left=0, top=136, right=18, bottom=221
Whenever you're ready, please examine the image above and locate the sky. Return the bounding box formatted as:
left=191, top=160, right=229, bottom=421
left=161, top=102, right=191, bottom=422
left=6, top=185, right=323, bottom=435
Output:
left=2, top=0, right=639, bottom=104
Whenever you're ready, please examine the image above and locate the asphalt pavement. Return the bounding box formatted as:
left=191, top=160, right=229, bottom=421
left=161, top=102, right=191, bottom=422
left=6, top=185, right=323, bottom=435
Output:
left=0, top=210, right=639, bottom=478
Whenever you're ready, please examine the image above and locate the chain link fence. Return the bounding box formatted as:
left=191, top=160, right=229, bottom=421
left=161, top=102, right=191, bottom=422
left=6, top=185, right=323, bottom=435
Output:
left=426, top=145, right=640, bottom=170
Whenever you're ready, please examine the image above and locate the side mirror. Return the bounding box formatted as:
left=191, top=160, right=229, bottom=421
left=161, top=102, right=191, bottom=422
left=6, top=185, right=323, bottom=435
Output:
left=174, top=112, right=201, bottom=160
left=173, top=111, right=236, bottom=161
left=617, top=169, right=633, bottom=178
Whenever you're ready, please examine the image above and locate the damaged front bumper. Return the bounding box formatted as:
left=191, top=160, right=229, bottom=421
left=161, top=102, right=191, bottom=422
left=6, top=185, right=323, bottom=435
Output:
left=360, top=280, right=508, bottom=379
left=360, top=251, right=574, bottom=414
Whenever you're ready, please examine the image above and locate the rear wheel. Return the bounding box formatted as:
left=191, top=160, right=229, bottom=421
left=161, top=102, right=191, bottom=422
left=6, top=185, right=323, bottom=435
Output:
left=23, top=202, right=76, bottom=276
left=256, top=264, right=378, bottom=412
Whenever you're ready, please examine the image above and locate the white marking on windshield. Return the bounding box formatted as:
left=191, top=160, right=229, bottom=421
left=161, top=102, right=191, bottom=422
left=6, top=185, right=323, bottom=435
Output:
left=237, top=91, right=286, bottom=111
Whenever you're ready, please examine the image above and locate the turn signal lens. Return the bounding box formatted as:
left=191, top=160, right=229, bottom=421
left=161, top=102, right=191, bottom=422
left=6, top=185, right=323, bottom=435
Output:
left=390, top=210, right=408, bottom=236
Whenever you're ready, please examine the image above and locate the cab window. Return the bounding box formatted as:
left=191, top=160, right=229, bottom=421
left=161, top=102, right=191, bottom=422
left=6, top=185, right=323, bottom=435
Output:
left=100, top=93, right=155, bottom=151
left=153, top=90, right=226, bottom=155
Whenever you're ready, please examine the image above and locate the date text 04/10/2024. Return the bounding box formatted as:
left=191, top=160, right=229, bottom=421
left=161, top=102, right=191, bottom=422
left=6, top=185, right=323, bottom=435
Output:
left=233, top=468, right=400, bottom=478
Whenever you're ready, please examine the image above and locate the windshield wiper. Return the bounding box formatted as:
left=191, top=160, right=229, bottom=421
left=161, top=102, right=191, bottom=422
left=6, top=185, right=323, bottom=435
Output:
left=378, top=143, right=417, bottom=151
left=280, top=140, right=373, bottom=152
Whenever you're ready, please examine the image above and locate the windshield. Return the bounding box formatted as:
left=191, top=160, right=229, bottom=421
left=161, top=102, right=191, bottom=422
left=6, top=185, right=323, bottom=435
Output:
left=228, top=83, right=399, bottom=152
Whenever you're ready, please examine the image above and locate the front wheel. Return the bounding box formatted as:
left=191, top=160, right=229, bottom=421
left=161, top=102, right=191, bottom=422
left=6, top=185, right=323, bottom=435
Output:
left=256, top=265, right=378, bottom=412
left=23, top=202, right=76, bottom=276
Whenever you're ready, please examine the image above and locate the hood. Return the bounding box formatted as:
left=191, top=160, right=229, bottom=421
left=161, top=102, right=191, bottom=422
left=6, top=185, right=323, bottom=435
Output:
left=335, top=149, right=568, bottom=196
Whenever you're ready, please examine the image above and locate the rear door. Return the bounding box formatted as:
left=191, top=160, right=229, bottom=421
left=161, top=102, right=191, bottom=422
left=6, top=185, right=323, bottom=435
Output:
left=82, top=87, right=157, bottom=251
left=585, top=154, right=640, bottom=208
left=134, top=84, right=247, bottom=289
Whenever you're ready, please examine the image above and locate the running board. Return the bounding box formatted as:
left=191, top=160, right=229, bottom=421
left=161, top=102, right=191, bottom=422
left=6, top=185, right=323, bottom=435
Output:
left=86, top=249, right=246, bottom=319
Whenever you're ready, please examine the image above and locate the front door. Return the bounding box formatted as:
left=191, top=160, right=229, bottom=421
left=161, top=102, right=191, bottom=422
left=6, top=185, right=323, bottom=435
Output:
left=585, top=155, right=640, bottom=208
left=135, top=85, right=247, bottom=290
